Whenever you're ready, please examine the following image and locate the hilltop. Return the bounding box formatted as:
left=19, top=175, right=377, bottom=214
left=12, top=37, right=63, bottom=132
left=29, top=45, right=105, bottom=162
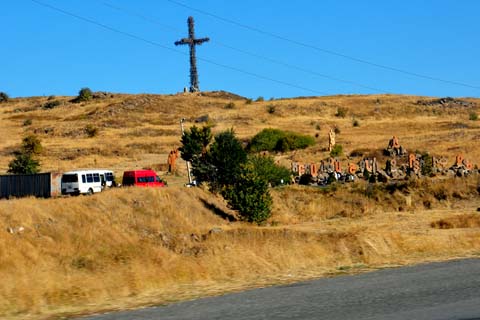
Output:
left=0, top=91, right=480, bottom=319
left=1, top=91, right=479, bottom=175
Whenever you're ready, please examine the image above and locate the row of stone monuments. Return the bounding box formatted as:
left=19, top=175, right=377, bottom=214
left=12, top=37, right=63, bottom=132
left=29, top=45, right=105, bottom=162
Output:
left=292, top=136, right=477, bottom=185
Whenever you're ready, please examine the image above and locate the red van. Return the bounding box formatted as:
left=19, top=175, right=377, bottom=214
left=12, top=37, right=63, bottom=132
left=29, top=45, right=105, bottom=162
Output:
left=122, top=170, right=166, bottom=187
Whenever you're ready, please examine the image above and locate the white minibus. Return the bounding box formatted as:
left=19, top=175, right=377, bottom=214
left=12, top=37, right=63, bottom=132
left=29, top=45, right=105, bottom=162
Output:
left=61, top=169, right=114, bottom=195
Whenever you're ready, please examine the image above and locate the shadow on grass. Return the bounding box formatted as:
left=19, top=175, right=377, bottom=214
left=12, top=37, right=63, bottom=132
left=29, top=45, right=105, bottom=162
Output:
left=200, top=198, right=237, bottom=222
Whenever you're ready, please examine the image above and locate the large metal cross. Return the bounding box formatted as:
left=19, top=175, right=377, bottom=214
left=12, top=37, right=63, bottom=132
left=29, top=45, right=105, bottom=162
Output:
left=175, top=16, right=210, bottom=92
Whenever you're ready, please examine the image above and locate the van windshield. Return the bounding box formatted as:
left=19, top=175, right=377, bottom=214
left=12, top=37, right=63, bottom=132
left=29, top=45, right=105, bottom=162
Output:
left=62, top=174, right=78, bottom=183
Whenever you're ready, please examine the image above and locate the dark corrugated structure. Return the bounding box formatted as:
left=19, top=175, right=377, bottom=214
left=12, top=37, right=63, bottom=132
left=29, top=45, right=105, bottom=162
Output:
left=0, top=173, right=52, bottom=199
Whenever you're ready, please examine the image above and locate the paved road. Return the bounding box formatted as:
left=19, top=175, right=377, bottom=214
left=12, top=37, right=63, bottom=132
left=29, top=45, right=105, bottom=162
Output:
left=80, top=259, right=480, bottom=320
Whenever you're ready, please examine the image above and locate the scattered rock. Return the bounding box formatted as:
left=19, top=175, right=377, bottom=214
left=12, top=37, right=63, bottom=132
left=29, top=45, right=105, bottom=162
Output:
left=92, top=91, right=114, bottom=99
left=416, top=97, right=475, bottom=108
left=209, top=227, right=223, bottom=235
left=7, top=226, right=25, bottom=234
left=195, top=114, right=209, bottom=123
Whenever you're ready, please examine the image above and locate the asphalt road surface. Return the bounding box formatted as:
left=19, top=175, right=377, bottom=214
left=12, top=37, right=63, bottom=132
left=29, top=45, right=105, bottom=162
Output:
left=80, top=258, right=480, bottom=320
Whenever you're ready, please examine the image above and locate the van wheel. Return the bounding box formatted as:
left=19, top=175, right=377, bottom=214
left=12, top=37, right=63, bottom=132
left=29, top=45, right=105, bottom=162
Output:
left=87, top=188, right=94, bottom=195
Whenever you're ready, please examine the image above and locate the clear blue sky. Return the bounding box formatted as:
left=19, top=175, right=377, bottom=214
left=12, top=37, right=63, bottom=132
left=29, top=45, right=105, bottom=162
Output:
left=2, top=0, right=480, bottom=98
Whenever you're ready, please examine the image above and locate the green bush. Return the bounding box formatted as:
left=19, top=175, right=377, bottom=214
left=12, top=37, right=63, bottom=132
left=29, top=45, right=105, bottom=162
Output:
left=0, top=92, right=9, bottom=103
left=248, top=128, right=285, bottom=152
left=207, top=129, right=247, bottom=190
left=43, top=100, right=61, bottom=109
left=179, top=125, right=212, bottom=162
left=8, top=153, right=40, bottom=174
left=21, top=134, right=43, bottom=155
left=7, top=135, right=42, bottom=174
left=275, top=134, right=315, bottom=152
left=76, top=87, right=92, bottom=102
left=469, top=112, right=478, bottom=121
left=245, top=98, right=253, bottom=104
left=248, top=154, right=291, bottom=187
left=224, top=102, right=235, bottom=109
left=352, top=119, right=360, bottom=127
left=255, top=96, right=264, bottom=102
left=223, top=165, right=272, bottom=224
left=266, top=104, right=276, bottom=114
left=23, top=119, right=32, bottom=126
left=248, top=128, right=315, bottom=153
left=335, top=107, right=347, bottom=118
left=330, top=144, right=343, bottom=157
left=85, top=124, right=98, bottom=137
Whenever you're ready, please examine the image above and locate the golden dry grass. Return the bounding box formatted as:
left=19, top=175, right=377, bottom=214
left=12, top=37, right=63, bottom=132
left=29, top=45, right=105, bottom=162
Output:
left=0, top=92, right=480, bottom=319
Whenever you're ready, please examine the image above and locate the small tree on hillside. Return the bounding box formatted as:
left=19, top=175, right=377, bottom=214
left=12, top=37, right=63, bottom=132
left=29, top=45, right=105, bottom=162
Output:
left=8, top=135, right=42, bottom=174
left=76, top=87, right=93, bottom=102
left=207, top=129, right=247, bottom=191
left=179, top=125, right=212, bottom=162
left=0, top=92, right=9, bottom=103
left=179, top=125, right=213, bottom=185
left=223, top=164, right=273, bottom=224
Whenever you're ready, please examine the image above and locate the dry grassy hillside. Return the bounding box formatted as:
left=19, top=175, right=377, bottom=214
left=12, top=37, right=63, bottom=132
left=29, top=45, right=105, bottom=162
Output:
left=0, top=92, right=480, bottom=319
left=1, top=92, right=479, bottom=175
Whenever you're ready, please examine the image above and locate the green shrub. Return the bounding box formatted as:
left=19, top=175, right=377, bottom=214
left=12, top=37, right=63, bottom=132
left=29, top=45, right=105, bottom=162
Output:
left=266, top=104, right=276, bottom=114
left=8, top=153, right=40, bottom=174
left=275, top=134, right=315, bottom=152
left=85, top=124, right=98, bottom=137
left=248, top=128, right=315, bottom=153
left=7, top=135, right=42, bottom=174
left=224, top=102, right=235, bottom=109
left=334, top=126, right=341, bottom=134
left=255, top=96, right=264, bottom=102
left=248, top=154, right=291, bottom=187
left=245, top=98, right=253, bottom=104
left=23, top=119, right=32, bottom=126
left=353, top=119, right=360, bottom=127
left=0, top=92, right=9, bottom=103
left=469, top=112, right=478, bottom=121
left=21, top=134, right=43, bottom=155
left=330, top=144, right=343, bottom=157
left=43, top=100, right=61, bottom=109
left=76, top=87, right=92, bottom=102
left=335, top=107, right=347, bottom=118
left=223, top=165, right=272, bottom=224
left=179, top=125, right=212, bottom=162
left=248, top=128, right=284, bottom=152
left=207, top=129, right=247, bottom=190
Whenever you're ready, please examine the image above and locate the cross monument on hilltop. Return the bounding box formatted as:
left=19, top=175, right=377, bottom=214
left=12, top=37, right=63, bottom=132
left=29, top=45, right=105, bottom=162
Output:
left=175, top=16, right=210, bottom=92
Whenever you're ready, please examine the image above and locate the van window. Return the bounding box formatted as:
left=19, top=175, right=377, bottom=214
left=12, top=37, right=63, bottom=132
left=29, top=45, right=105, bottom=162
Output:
left=86, top=174, right=93, bottom=183
left=82, top=175, right=86, bottom=183
left=146, top=176, right=155, bottom=182
left=138, top=177, right=147, bottom=183
left=93, top=173, right=100, bottom=182
left=156, top=176, right=162, bottom=183
left=105, top=173, right=114, bottom=181
left=62, top=174, right=78, bottom=183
